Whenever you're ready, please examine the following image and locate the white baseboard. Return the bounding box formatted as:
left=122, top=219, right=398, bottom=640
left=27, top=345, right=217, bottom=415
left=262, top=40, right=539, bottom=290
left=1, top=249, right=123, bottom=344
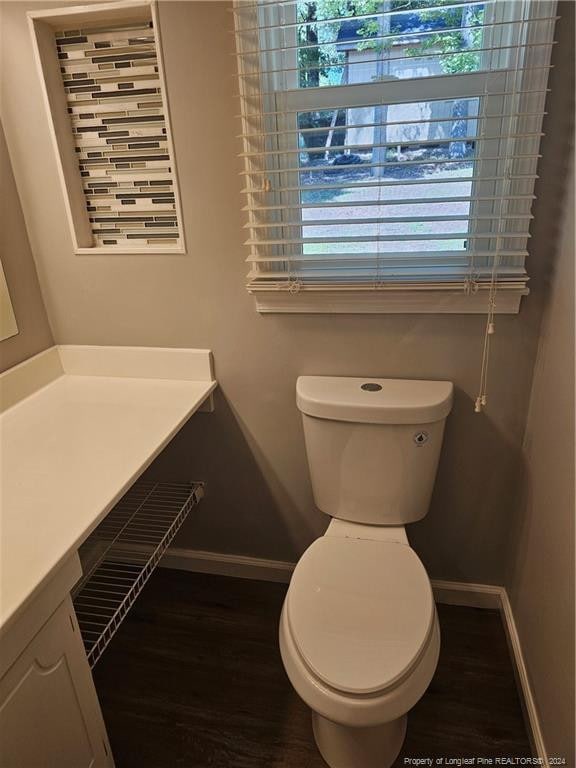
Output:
left=429, top=580, right=548, bottom=765
left=160, top=547, right=547, bottom=765
left=160, top=549, right=501, bottom=607
left=430, top=578, right=503, bottom=609
left=161, top=547, right=294, bottom=583
left=499, top=590, right=549, bottom=766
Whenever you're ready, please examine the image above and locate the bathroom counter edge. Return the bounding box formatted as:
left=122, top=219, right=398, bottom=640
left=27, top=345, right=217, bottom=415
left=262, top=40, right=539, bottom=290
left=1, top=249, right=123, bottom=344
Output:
left=0, top=346, right=217, bottom=635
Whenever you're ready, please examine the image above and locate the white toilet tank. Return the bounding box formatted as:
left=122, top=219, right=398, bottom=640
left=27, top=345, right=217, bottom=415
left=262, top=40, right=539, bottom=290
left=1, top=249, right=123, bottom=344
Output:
left=297, top=376, right=453, bottom=525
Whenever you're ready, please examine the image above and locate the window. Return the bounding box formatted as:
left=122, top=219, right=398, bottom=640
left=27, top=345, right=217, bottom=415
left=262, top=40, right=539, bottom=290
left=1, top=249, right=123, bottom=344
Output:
left=234, top=0, right=557, bottom=313
left=29, top=0, right=184, bottom=254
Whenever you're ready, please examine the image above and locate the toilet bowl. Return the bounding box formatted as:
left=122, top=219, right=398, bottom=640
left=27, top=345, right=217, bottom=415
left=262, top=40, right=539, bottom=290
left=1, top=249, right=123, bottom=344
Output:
left=280, top=376, right=453, bottom=767
left=280, top=529, right=440, bottom=768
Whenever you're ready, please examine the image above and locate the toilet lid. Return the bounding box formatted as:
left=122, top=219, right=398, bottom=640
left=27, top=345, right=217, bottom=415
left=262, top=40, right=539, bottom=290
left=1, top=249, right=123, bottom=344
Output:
left=286, top=537, right=435, bottom=695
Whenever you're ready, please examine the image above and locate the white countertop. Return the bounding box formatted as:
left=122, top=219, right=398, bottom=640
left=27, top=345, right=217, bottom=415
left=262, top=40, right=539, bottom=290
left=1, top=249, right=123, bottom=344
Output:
left=0, top=346, right=216, bottom=632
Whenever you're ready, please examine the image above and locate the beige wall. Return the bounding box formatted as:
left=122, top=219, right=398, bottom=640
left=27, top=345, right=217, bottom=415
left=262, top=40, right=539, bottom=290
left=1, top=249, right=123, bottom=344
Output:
left=0, top=122, right=54, bottom=372
left=506, top=152, right=575, bottom=760
left=0, top=2, right=573, bottom=588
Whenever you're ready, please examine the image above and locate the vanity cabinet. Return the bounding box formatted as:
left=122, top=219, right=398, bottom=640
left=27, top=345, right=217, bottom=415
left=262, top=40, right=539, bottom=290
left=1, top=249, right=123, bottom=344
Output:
left=0, top=596, right=112, bottom=768
left=0, top=344, right=217, bottom=766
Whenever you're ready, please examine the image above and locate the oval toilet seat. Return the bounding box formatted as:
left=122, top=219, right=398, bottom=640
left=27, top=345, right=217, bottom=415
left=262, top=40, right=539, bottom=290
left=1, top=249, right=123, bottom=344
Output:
left=279, top=597, right=440, bottom=729
left=286, top=536, right=435, bottom=697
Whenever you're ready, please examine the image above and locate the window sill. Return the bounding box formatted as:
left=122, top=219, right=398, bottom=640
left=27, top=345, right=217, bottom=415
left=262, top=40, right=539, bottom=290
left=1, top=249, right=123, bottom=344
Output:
left=75, top=246, right=187, bottom=257
left=251, top=289, right=526, bottom=315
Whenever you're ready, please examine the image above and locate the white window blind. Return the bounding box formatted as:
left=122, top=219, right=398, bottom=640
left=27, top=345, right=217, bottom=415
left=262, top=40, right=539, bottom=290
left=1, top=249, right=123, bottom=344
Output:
left=233, top=0, right=557, bottom=314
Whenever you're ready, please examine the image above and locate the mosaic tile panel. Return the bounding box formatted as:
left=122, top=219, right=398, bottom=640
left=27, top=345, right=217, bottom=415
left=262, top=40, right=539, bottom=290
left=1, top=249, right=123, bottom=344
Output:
left=56, top=18, right=181, bottom=248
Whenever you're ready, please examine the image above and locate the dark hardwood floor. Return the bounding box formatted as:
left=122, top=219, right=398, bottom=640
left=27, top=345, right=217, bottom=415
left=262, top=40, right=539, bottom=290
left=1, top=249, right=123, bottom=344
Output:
left=93, top=569, right=532, bottom=767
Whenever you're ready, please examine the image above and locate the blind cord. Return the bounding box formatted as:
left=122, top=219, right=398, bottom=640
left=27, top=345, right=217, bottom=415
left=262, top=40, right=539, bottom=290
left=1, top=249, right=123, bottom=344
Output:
left=475, top=0, right=529, bottom=412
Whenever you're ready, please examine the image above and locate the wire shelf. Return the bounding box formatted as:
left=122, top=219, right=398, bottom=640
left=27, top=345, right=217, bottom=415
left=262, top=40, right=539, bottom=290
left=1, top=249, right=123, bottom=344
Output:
left=73, top=479, right=203, bottom=668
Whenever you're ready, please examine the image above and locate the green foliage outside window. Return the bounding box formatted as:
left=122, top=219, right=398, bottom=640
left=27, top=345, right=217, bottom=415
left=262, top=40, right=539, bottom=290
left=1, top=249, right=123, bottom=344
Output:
left=296, top=0, right=485, bottom=85
left=296, top=2, right=483, bottom=158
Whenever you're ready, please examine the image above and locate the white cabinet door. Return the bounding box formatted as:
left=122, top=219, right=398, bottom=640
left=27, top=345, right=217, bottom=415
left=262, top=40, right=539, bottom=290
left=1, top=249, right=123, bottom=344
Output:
left=0, top=595, right=113, bottom=768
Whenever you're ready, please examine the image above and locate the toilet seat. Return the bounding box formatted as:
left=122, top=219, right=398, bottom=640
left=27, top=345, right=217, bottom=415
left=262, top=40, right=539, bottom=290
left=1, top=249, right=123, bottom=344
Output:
left=286, top=536, right=435, bottom=696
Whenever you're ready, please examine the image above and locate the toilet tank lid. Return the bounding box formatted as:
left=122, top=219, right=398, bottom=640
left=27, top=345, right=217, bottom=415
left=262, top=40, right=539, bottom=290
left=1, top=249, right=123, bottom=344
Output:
left=296, top=376, right=453, bottom=424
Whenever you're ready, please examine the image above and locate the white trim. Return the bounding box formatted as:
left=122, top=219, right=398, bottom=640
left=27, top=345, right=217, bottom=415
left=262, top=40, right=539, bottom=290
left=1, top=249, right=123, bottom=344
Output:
left=27, top=0, right=152, bottom=23
left=253, top=289, right=525, bottom=314
left=75, top=246, right=186, bottom=256
left=430, top=578, right=503, bottom=609
left=160, top=548, right=548, bottom=763
left=161, top=548, right=295, bottom=583
left=499, top=589, right=550, bottom=766
left=433, top=579, right=549, bottom=763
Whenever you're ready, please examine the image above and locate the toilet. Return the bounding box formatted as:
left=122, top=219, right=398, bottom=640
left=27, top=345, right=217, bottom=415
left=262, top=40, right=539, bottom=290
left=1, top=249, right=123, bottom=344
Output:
left=279, top=376, right=453, bottom=768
